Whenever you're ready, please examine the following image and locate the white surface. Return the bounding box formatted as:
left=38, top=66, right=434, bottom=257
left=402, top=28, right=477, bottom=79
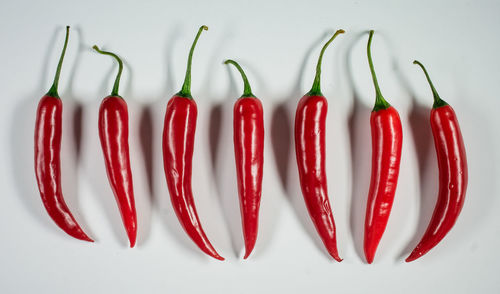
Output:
left=1, top=0, right=500, bottom=293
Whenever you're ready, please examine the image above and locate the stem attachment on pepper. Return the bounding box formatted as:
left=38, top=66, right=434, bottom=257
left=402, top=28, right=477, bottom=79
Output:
left=367, top=30, right=391, bottom=111
left=46, top=26, right=70, bottom=97
left=177, top=25, right=208, bottom=98
left=93, top=45, right=123, bottom=97
left=307, top=29, right=345, bottom=96
left=413, top=60, right=448, bottom=108
left=224, top=59, right=254, bottom=98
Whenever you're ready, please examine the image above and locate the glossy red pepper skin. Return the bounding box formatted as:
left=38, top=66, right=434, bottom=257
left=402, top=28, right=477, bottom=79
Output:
left=93, top=45, right=137, bottom=247
left=35, top=26, right=92, bottom=242
left=163, top=96, right=224, bottom=260
left=98, top=96, right=137, bottom=247
left=364, top=107, right=402, bottom=263
left=406, top=104, right=467, bottom=262
left=363, top=30, right=403, bottom=263
left=295, top=95, right=341, bottom=261
left=34, top=95, right=93, bottom=242
left=234, top=96, right=264, bottom=259
left=293, top=29, right=344, bottom=261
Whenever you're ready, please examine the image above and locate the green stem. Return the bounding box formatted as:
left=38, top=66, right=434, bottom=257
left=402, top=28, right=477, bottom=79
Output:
left=367, top=30, right=391, bottom=111
left=93, top=45, right=123, bottom=97
left=224, top=59, right=254, bottom=97
left=46, top=26, right=70, bottom=97
left=413, top=60, right=448, bottom=108
left=176, top=25, right=208, bottom=98
left=307, top=29, right=345, bottom=96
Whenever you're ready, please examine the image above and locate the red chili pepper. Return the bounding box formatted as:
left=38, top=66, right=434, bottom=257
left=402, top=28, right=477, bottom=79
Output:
left=294, top=29, right=344, bottom=261
left=224, top=59, right=264, bottom=259
left=406, top=60, right=468, bottom=262
left=162, top=26, right=224, bottom=260
left=93, top=46, right=137, bottom=248
left=363, top=30, right=403, bottom=264
left=34, top=26, right=93, bottom=242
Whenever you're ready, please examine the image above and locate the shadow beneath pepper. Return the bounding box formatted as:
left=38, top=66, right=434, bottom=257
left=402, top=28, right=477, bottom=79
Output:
left=72, top=103, right=84, bottom=162
left=270, top=104, right=291, bottom=189
left=270, top=31, right=337, bottom=260
left=64, top=27, right=87, bottom=164
left=345, top=31, right=372, bottom=262
left=138, top=106, right=154, bottom=203
left=208, top=104, right=223, bottom=174
left=136, top=103, right=157, bottom=246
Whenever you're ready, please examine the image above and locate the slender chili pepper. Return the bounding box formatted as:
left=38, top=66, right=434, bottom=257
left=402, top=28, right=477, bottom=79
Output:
left=224, top=59, right=264, bottom=259
left=363, top=30, right=403, bottom=264
left=34, top=26, right=93, bottom=242
left=294, top=29, right=344, bottom=261
left=162, top=26, right=224, bottom=261
left=93, top=46, right=137, bottom=248
left=406, top=61, right=468, bottom=262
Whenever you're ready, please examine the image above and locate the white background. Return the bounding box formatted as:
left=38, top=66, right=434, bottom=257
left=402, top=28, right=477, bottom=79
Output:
left=1, top=0, right=499, bottom=293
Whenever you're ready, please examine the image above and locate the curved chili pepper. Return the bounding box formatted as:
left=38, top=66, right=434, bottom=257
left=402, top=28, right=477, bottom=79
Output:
left=93, top=46, right=137, bottom=247
left=162, top=26, right=224, bottom=261
left=363, top=30, right=403, bottom=264
left=224, top=59, right=264, bottom=259
left=406, top=61, right=468, bottom=262
left=294, top=29, right=344, bottom=262
left=34, top=26, right=93, bottom=242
